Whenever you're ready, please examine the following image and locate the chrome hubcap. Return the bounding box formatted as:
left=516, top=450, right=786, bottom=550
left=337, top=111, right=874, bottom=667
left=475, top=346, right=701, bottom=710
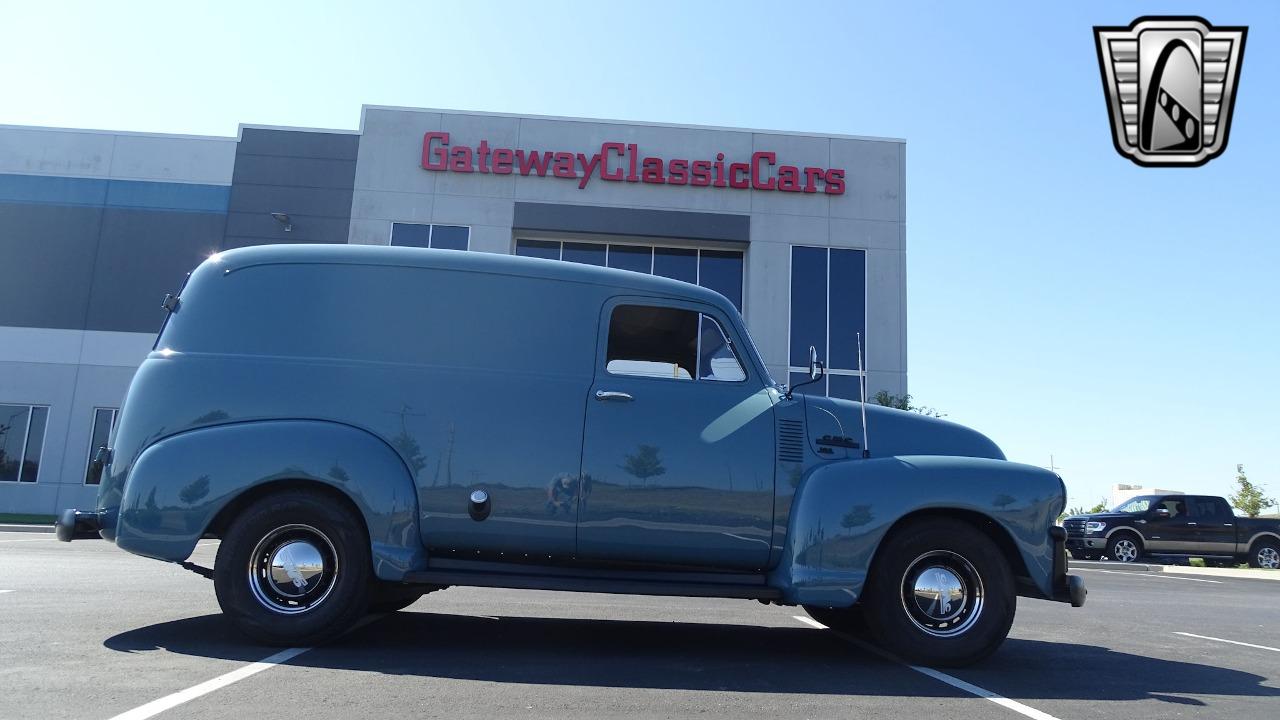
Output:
left=1258, top=547, right=1280, bottom=570
left=900, top=551, right=984, bottom=637
left=248, top=524, right=338, bottom=614
left=1113, top=539, right=1139, bottom=562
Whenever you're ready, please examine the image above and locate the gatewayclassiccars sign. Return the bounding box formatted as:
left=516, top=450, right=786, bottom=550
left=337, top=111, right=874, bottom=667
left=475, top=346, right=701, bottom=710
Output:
left=421, top=132, right=846, bottom=195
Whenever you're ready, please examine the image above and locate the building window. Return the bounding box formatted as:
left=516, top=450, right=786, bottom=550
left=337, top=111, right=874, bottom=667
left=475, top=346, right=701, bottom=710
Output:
left=390, top=223, right=470, bottom=250
left=0, top=404, right=49, bottom=483
left=605, top=305, right=745, bottom=382
left=84, top=408, right=118, bottom=486
left=515, top=239, right=744, bottom=311
left=788, top=246, right=867, bottom=400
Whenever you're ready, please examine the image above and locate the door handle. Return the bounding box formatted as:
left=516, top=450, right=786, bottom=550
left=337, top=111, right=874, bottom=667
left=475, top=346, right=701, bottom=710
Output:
left=1186, top=522, right=1198, bottom=526
left=595, top=390, right=634, bottom=402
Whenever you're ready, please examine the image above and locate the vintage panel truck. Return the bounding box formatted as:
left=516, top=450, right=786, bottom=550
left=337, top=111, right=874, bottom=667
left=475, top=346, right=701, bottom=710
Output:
left=58, top=245, right=1084, bottom=666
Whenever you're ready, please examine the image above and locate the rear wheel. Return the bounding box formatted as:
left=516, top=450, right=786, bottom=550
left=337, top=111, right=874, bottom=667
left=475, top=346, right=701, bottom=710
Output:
left=1106, top=534, right=1142, bottom=563
left=214, top=490, right=371, bottom=645
left=859, top=519, right=1015, bottom=667
left=1249, top=540, right=1280, bottom=570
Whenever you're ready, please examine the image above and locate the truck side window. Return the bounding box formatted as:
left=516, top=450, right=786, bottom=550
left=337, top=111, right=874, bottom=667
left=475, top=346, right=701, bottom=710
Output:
left=606, top=305, right=698, bottom=380
left=698, top=315, right=746, bottom=382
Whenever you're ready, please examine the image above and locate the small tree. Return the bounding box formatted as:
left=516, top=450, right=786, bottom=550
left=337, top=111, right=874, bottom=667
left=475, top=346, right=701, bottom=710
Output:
left=621, top=444, right=666, bottom=487
left=1228, top=464, right=1275, bottom=518
left=1088, top=498, right=1108, bottom=513
left=872, top=390, right=945, bottom=418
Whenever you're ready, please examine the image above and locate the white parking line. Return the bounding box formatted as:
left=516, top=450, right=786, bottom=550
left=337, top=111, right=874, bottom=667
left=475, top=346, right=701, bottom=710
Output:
left=793, top=615, right=1062, bottom=720
left=1073, top=568, right=1223, bottom=584
left=0, top=537, right=56, bottom=543
left=0, top=589, right=14, bottom=594
left=1174, top=632, right=1280, bottom=653
left=105, top=614, right=381, bottom=719
left=106, top=646, right=311, bottom=720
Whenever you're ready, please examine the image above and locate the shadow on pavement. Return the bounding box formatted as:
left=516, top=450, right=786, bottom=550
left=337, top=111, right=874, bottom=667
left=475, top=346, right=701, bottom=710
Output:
left=104, top=610, right=1280, bottom=701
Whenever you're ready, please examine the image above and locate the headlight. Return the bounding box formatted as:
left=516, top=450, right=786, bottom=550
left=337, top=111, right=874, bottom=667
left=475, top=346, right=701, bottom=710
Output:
left=1085, top=521, right=1107, bottom=533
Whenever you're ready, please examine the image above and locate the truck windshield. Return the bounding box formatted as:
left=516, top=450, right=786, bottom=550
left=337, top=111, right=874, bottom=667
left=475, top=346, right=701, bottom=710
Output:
left=1110, top=496, right=1159, bottom=513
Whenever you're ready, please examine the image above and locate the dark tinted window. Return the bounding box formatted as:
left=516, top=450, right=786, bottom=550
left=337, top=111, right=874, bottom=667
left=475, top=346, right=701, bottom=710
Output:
left=0, top=404, right=48, bottom=483
left=430, top=225, right=469, bottom=250
left=515, top=239, right=560, bottom=260
left=1191, top=496, right=1233, bottom=519
left=85, top=408, right=117, bottom=485
left=654, top=247, right=697, bottom=284
left=608, top=245, right=652, bottom=273
left=391, top=223, right=470, bottom=250
left=390, top=223, right=431, bottom=248
left=789, top=246, right=827, bottom=367
left=828, top=248, right=867, bottom=371
left=607, top=305, right=698, bottom=380
left=699, top=250, right=743, bottom=311
left=828, top=374, right=867, bottom=401
left=788, top=372, right=825, bottom=396
left=563, top=242, right=606, bottom=266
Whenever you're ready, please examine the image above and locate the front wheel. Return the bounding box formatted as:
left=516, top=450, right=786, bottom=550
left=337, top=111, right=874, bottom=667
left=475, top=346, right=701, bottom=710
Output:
left=1106, top=534, right=1142, bottom=563
left=214, top=490, right=371, bottom=646
left=859, top=519, right=1015, bottom=667
left=1249, top=540, right=1280, bottom=570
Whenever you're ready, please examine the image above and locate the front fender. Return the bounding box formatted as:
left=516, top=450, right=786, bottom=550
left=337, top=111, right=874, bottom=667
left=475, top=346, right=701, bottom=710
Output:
left=769, top=455, right=1065, bottom=606
left=114, top=420, right=424, bottom=580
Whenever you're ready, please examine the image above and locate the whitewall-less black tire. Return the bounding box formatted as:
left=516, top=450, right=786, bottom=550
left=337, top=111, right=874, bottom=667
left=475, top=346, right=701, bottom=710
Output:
left=214, top=490, right=371, bottom=646
left=860, top=519, right=1015, bottom=667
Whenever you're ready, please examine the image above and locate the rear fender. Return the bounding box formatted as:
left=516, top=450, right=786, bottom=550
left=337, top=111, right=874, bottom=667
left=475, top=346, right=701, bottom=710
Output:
left=114, top=420, right=423, bottom=580
left=769, top=455, right=1065, bottom=606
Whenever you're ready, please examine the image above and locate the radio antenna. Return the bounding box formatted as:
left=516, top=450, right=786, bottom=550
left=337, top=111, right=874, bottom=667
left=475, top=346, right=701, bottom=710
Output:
left=857, top=332, right=870, bottom=458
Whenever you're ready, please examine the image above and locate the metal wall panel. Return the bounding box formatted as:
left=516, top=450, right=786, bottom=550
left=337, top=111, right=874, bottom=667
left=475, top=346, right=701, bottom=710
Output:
left=0, top=203, right=102, bottom=329
left=222, top=129, right=358, bottom=249
left=86, top=208, right=227, bottom=333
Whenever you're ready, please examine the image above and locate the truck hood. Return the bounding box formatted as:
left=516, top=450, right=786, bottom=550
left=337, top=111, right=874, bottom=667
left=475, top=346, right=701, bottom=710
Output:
left=805, top=395, right=1006, bottom=461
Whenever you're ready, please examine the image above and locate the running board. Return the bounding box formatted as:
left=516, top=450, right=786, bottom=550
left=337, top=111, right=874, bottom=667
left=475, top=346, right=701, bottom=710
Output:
left=402, top=570, right=782, bottom=601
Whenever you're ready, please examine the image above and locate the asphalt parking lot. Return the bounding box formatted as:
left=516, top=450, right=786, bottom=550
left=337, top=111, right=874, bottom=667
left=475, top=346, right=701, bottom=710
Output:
left=2, top=530, right=1278, bottom=720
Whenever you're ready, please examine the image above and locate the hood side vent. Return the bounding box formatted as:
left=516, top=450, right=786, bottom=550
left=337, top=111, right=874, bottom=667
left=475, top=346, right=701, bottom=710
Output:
left=777, top=418, right=805, bottom=463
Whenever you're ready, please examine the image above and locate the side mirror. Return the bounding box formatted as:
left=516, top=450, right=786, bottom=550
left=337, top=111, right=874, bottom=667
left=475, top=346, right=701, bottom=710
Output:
left=1152, top=507, right=1170, bottom=519
left=808, top=345, right=826, bottom=381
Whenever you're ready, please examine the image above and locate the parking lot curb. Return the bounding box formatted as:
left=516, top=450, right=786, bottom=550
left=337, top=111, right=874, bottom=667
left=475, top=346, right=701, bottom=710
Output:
left=0, top=524, right=52, bottom=534
left=1070, top=558, right=1280, bottom=581
left=1069, top=560, right=1163, bottom=572
left=1163, top=566, right=1280, bottom=581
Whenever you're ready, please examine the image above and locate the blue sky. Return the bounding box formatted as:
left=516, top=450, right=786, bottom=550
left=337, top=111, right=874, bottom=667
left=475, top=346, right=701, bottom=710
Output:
left=3, top=1, right=1276, bottom=510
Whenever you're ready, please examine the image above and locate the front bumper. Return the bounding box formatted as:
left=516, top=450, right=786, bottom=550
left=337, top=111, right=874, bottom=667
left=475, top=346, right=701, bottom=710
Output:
left=1049, top=526, right=1087, bottom=607
left=1066, top=535, right=1107, bottom=552
left=54, top=509, right=102, bottom=542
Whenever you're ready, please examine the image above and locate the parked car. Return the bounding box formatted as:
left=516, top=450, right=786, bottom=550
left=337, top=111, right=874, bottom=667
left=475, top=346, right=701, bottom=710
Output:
left=1063, top=494, right=1280, bottom=567
left=57, top=244, right=1084, bottom=667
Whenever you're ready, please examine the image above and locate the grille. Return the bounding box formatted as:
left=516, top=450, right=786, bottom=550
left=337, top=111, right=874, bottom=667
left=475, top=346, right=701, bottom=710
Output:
left=777, top=419, right=805, bottom=463
left=1063, top=518, right=1086, bottom=537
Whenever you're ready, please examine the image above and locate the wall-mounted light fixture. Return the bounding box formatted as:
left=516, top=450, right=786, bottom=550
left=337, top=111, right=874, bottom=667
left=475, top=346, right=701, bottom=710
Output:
left=270, top=212, right=292, bottom=232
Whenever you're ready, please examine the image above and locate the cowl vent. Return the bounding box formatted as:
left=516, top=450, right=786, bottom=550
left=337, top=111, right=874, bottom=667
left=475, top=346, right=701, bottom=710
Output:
left=777, top=419, right=805, bottom=463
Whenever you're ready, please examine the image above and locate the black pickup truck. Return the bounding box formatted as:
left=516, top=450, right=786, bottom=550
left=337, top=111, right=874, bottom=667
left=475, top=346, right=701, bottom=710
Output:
left=1064, top=495, right=1280, bottom=568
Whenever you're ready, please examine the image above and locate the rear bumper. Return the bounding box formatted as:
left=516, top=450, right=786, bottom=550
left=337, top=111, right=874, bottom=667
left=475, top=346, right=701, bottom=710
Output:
left=54, top=509, right=102, bottom=542
left=1049, top=526, right=1087, bottom=607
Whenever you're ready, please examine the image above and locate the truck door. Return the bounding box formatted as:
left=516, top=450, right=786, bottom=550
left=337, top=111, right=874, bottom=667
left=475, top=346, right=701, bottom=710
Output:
left=577, top=299, right=776, bottom=570
left=1192, top=496, right=1238, bottom=554
left=1144, top=496, right=1196, bottom=552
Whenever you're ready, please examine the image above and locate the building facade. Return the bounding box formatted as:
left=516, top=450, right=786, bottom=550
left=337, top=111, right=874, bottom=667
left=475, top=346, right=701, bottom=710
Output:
left=0, top=106, right=906, bottom=516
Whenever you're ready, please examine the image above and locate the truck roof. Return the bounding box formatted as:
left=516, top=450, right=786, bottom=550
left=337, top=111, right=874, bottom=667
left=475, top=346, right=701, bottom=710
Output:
left=212, top=243, right=736, bottom=311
